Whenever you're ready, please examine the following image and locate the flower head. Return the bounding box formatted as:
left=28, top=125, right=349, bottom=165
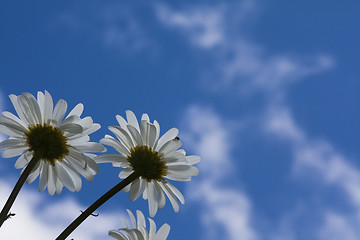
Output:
left=109, top=209, right=170, bottom=240
left=96, top=110, right=200, bottom=217
left=0, top=91, right=104, bottom=195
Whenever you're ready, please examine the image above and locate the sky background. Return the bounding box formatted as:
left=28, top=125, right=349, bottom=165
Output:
left=0, top=1, right=360, bottom=239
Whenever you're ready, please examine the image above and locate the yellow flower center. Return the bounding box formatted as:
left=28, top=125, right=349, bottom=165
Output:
left=25, top=124, right=69, bottom=165
left=128, top=146, right=167, bottom=182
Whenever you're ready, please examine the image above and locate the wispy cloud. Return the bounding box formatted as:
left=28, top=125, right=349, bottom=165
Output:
left=265, top=106, right=360, bottom=239
left=182, top=105, right=258, bottom=240
left=161, top=1, right=355, bottom=239
left=156, top=5, right=225, bottom=49
left=55, top=3, right=152, bottom=53
left=156, top=3, right=334, bottom=96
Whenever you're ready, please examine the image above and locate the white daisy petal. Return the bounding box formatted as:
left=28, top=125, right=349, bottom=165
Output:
left=100, top=111, right=200, bottom=218
left=94, top=154, right=128, bottom=164
left=158, top=139, right=182, bottom=156
left=14, top=154, right=29, bottom=169
left=126, top=110, right=140, bottom=132
left=127, top=209, right=137, bottom=229
left=149, top=218, right=156, bottom=240
left=109, top=230, right=128, bottom=240
left=47, top=165, right=56, bottom=196
left=154, top=181, right=166, bottom=209
left=59, top=161, right=82, bottom=191
left=53, top=99, right=68, bottom=124
left=159, top=182, right=179, bottom=212
left=109, top=209, right=170, bottom=240
left=147, top=181, right=158, bottom=217
left=2, top=111, right=27, bottom=128
left=55, top=176, right=64, bottom=195
left=140, top=226, right=149, bottom=240
left=67, top=103, right=84, bottom=118
left=83, top=123, right=101, bottom=136
left=67, top=134, right=90, bottom=144
left=140, top=120, right=149, bottom=146
left=141, top=113, right=150, bottom=122
left=36, top=91, right=45, bottom=123
left=119, top=168, right=134, bottom=179
left=2, top=146, right=27, bottom=158
left=156, top=128, right=178, bottom=150
left=76, top=116, right=92, bottom=128
left=9, top=94, right=29, bottom=125
left=55, top=162, right=76, bottom=192
left=0, top=91, right=102, bottom=195
left=127, top=125, right=143, bottom=146
left=163, top=181, right=185, bottom=204
left=101, top=136, right=130, bottom=156
left=136, top=210, right=146, bottom=232
left=109, top=126, right=134, bottom=149
left=83, top=154, right=99, bottom=174
left=58, top=123, right=83, bottom=134
left=0, top=138, right=26, bottom=150
left=64, top=157, right=94, bottom=182
left=59, top=115, right=80, bottom=126
left=0, top=116, right=28, bottom=134
left=153, top=119, right=160, bottom=136
left=26, top=160, right=41, bottom=184
left=0, top=125, right=24, bottom=138
left=155, top=224, right=170, bottom=240
left=147, top=123, right=157, bottom=149
left=73, top=142, right=105, bottom=153
left=129, top=178, right=141, bottom=201
left=186, top=155, right=201, bottom=165
left=23, top=92, right=42, bottom=124
left=122, top=183, right=131, bottom=193
left=116, top=115, right=130, bottom=133
left=17, top=95, right=37, bottom=125
left=129, top=178, right=146, bottom=201
left=162, top=151, right=186, bottom=163
left=43, top=90, right=54, bottom=124
left=39, top=162, right=49, bottom=192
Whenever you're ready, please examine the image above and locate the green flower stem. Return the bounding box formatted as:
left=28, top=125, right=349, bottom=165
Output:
left=0, top=154, right=42, bottom=228
left=56, top=171, right=140, bottom=240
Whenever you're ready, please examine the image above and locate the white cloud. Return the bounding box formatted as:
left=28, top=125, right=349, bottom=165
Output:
left=265, top=106, right=360, bottom=208
left=221, top=50, right=334, bottom=94
left=0, top=180, right=122, bottom=240
left=318, top=212, right=359, bottom=240
left=101, top=6, right=150, bottom=52
left=182, top=105, right=258, bottom=240
left=56, top=3, right=151, bottom=53
left=264, top=106, right=360, bottom=239
left=181, top=105, right=233, bottom=180
left=156, top=3, right=334, bottom=95
left=156, top=5, right=225, bottom=48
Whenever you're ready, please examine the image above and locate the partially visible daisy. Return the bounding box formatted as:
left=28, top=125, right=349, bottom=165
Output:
left=0, top=91, right=104, bottom=195
left=96, top=110, right=200, bottom=217
left=109, top=209, right=170, bottom=240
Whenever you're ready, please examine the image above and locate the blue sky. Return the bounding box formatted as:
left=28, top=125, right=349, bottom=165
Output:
left=0, top=1, right=360, bottom=239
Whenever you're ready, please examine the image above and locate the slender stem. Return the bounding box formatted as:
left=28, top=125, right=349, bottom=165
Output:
left=56, top=171, right=140, bottom=240
left=0, top=154, right=42, bottom=228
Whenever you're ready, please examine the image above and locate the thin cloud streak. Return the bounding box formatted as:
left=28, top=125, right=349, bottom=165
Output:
left=182, top=105, right=258, bottom=240
left=56, top=3, right=153, bottom=53
left=265, top=106, right=360, bottom=239
left=156, top=3, right=334, bottom=96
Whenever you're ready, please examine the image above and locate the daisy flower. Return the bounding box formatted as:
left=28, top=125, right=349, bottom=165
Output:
left=0, top=90, right=104, bottom=195
left=109, top=209, right=170, bottom=240
left=96, top=110, right=200, bottom=217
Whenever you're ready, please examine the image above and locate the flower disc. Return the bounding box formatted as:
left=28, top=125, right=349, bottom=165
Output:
left=26, top=123, right=69, bottom=165
left=128, top=146, right=167, bottom=182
